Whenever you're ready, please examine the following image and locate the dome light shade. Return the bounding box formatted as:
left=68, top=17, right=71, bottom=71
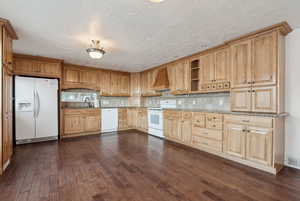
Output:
left=149, top=0, right=164, bottom=2
left=86, top=40, right=106, bottom=59
left=87, top=48, right=105, bottom=59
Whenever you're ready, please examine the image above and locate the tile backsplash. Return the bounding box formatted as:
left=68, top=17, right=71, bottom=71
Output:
left=143, top=92, right=230, bottom=111
left=61, top=89, right=230, bottom=111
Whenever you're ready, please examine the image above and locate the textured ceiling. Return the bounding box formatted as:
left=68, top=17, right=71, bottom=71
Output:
left=1, top=0, right=300, bottom=72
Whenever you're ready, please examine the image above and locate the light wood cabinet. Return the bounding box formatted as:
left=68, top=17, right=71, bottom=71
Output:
left=127, top=108, right=138, bottom=128
left=141, top=69, right=161, bottom=96
left=98, top=70, right=111, bottom=96
left=64, top=113, right=84, bottom=135
left=118, top=108, right=128, bottom=130
left=224, top=115, right=275, bottom=168
left=231, top=40, right=252, bottom=88
left=246, top=127, right=272, bottom=166
left=62, top=109, right=101, bottom=137
left=224, top=123, right=246, bottom=159
left=164, top=111, right=192, bottom=145
left=14, top=54, right=62, bottom=78
left=168, top=60, right=190, bottom=94
left=63, top=65, right=98, bottom=89
left=200, top=53, right=215, bottom=83
left=137, top=108, right=148, bottom=132
left=231, top=85, right=276, bottom=113
left=231, top=88, right=252, bottom=112
left=109, top=71, right=130, bottom=96
left=252, top=32, right=277, bottom=87
left=214, top=48, right=230, bottom=82
left=130, top=73, right=141, bottom=96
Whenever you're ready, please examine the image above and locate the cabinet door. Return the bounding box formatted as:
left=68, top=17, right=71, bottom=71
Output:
left=64, top=114, right=83, bottom=134
left=215, top=48, right=230, bottom=83
left=120, top=74, right=130, bottom=96
left=64, top=68, right=80, bottom=84
left=251, top=86, right=277, bottom=113
left=181, top=118, right=192, bottom=145
left=130, top=73, right=141, bottom=96
left=118, top=109, right=128, bottom=130
left=246, top=127, right=272, bottom=166
left=252, top=32, right=277, bottom=86
left=200, top=53, right=215, bottom=83
left=140, top=71, right=148, bottom=96
left=84, top=115, right=101, bottom=132
left=110, top=72, right=121, bottom=95
left=224, top=123, right=246, bottom=159
left=175, top=60, right=190, bottom=92
left=40, top=63, right=61, bottom=77
left=98, top=70, right=111, bottom=96
left=231, top=40, right=252, bottom=88
left=231, top=88, right=251, bottom=112
left=164, top=118, right=173, bottom=138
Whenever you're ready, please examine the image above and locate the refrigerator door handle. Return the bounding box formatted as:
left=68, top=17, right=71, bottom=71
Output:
left=36, top=90, right=41, bottom=117
left=33, top=90, right=37, bottom=118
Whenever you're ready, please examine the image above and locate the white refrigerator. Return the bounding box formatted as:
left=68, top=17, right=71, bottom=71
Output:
left=15, top=76, right=59, bottom=144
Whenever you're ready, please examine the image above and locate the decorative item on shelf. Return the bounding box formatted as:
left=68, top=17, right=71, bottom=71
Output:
left=86, top=40, right=106, bottom=59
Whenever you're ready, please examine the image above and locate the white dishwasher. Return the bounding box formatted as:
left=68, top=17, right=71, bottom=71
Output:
left=101, top=108, right=118, bottom=133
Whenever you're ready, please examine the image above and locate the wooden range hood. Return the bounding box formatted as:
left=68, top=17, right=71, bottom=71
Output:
left=152, top=67, right=169, bottom=91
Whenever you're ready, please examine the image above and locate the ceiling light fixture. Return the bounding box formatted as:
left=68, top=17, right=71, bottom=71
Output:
left=149, top=0, right=164, bottom=3
left=86, top=40, right=106, bottom=59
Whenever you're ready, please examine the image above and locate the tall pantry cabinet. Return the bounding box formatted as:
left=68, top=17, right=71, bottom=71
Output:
left=0, top=18, right=17, bottom=174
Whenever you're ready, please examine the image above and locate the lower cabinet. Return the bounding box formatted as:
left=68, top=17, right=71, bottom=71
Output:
left=63, top=109, right=101, bottom=137
left=164, top=110, right=192, bottom=145
left=164, top=111, right=284, bottom=174
left=224, top=115, right=273, bottom=167
left=118, top=108, right=128, bottom=130
left=126, top=108, right=148, bottom=132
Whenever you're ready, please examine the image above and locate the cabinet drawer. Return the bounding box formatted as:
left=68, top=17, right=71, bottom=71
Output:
left=191, top=136, right=222, bottom=152
left=224, top=115, right=272, bottom=128
left=192, top=128, right=222, bottom=141
left=206, top=121, right=222, bottom=130
left=206, top=113, right=223, bottom=122
left=192, top=112, right=206, bottom=127
left=182, top=112, right=192, bottom=120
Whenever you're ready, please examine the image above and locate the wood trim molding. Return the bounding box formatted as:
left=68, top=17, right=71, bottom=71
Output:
left=14, top=53, right=63, bottom=64
left=63, top=62, right=130, bottom=74
left=0, top=18, right=18, bottom=40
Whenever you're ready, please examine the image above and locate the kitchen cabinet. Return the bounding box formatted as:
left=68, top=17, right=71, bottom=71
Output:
left=223, top=123, right=246, bottom=159
left=137, top=108, right=148, bottom=132
left=13, top=54, right=62, bottom=78
left=231, top=40, right=252, bottom=88
left=110, top=71, right=130, bottom=96
left=130, top=73, right=141, bottom=96
left=118, top=108, right=128, bottom=130
left=191, top=113, right=223, bottom=152
left=252, top=32, right=277, bottom=87
left=63, top=65, right=98, bottom=89
left=214, top=48, right=230, bottom=83
left=62, top=109, right=101, bottom=137
left=231, top=85, right=276, bottom=113
left=246, top=126, right=272, bottom=166
left=200, top=53, right=215, bottom=83
left=127, top=108, right=138, bottom=128
left=98, top=70, right=111, bottom=96
left=164, top=110, right=192, bottom=145
left=224, top=115, right=274, bottom=167
left=168, top=60, right=190, bottom=94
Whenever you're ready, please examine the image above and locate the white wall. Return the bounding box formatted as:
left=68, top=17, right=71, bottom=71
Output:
left=285, top=28, right=300, bottom=168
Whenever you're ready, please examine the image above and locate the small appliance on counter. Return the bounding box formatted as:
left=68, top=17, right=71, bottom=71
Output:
left=148, top=99, right=177, bottom=138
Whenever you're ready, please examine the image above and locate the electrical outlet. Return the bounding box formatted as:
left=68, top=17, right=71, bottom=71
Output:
left=178, top=100, right=182, bottom=105
left=193, top=100, right=196, bottom=105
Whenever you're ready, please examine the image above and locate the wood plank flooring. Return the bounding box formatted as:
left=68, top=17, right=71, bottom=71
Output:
left=1, top=131, right=300, bottom=201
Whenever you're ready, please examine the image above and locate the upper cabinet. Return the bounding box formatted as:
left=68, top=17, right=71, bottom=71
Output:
left=63, top=64, right=97, bottom=89
left=98, top=70, right=111, bottom=96
left=2, top=28, right=13, bottom=73
left=110, top=71, right=130, bottom=96
left=190, top=47, right=230, bottom=93
left=130, top=72, right=141, bottom=96
left=14, top=54, right=62, bottom=78
left=230, top=30, right=286, bottom=113
left=168, top=60, right=190, bottom=94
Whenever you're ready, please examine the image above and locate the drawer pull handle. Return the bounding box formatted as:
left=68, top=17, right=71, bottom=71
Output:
left=242, top=120, right=250, bottom=123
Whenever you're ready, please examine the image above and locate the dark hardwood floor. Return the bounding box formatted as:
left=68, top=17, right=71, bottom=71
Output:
left=1, top=131, right=300, bottom=201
